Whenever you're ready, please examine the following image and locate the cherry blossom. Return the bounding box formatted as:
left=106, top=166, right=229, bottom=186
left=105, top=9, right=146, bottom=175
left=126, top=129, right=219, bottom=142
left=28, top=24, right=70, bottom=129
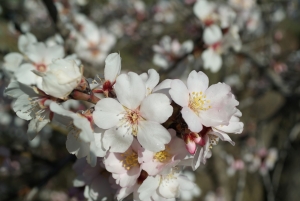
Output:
left=169, top=70, right=239, bottom=133
left=244, top=148, right=278, bottom=175
left=2, top=53, right=23, bottom=77
left=153, top=36, right=193, bottom=69
left=91, top=53, right=121, bottom=98
left=153, top=1, right=176, bottom=24
left=192, top=109, right=243, bottom=169
left=140, top=129, right=189, bottom=175
left=137, top=168, right=196, bottom=200
left=71, top=14, right=116, bottom=65
left=103, top=139, right=143, bottom=188
left=18, top=32, right=37, bottom=53
left=36, top=58, right=82, bottom=100
left=202, top=25, right=241, bottom=72
left=5, top=81, right=54, bottom=140
left=16, top=35, right=65, bottom=86
left=50, top=102, right=106, bottom=166
left=93, top=72, right=173, bottom=153
left=193, top=0, right=217, bottom=26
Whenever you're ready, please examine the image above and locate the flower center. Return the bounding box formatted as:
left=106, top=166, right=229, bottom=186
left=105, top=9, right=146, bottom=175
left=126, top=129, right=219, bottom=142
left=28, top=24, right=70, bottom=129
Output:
left=121, top=150, right=139, bottom=170
left=89, top=42, right=100, bottom=57
left=204, top=17, right=215, bottom=26
left=122, top=109, right=142, bottom=136
left=161, top=167, right=180, bottom=183
left=189, top=91, right=211, bottom=115
left=36, top=63, right=47, bottom=72
left=154, top=147, right=171, bottom=163
left=212, top=42, right=221, bottom=52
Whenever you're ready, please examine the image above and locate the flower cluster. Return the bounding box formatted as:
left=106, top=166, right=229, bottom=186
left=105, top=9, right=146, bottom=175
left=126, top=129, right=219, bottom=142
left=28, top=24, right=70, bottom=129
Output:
left=3, top=29, right=243, bottom=200
left=153, top=36, right=193, bottom=69
left=26, top=0, right=118, bottom=66
left=68, top=13, right=116, bottom=65
left=244, top=147, right=278, bottom=175
left=1, top=0, right=297, bottom=199
left=193, top=0, right=242, bottom=72
left=229, top=0, right=262, bottom=33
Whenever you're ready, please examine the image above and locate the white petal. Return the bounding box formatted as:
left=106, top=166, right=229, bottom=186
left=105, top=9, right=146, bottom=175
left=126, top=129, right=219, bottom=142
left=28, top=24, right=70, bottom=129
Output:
left=202, top=49, right=222, bottom=73
left=15, top=63, right=38, bottom=85
left=5, top=81, right=36, bottom=98
left=27, top=117, right=50, bottom=140
left=39, top=59, right=82, bottom=99
left=50, top=102, right=93, bottom=141
left=115, top=72, right=146, bottom=110
left=140, top=93, right=172, bottom=123
left=205, top=83, right=234, bottom=105
left=158, top=177, right=179, bottom=198
left=139, top=72, right=148, bottom=83
left=193, top=0, right=215, bottom=21
left=203, top=25, right=222, bottom=45
left=138, top=176, right=160, bottom=200
left=178, top=175, right=195, bottom=191
left=153, top=79, right=172, bottom=92
left=153, top=54, right=169, bottom=69
left=93, top=131, right=107, bottom=156
left=211, top=131, right=234, bottom=145
left=104, top=53, right=121, bottom=83
left=181, top=40, right=194, bottom=53
left=87, top=141, right=98, bottom=167
left=145, top=69, right=159, bottom=93
left=93, top=98, right=124, bottom=129
left=153, top=79, right=172, bottom=99
left=13, top=94, right=32, bottom=120
left=169, top=80, right=189, bottom=107
left=137, top=121, right=171, bottom=152
left=192, top=147, right=203, bottom=171
left=181, top=107, right=203, bottom=132
left=214, top=121, right=244, bottom=134
left=187, top=70, right=209, bottom=93
left=3, top=53, right=23, bottom=72
left=66, top=132, right=89, bottom=158
left=119, top=167, right=141, bottom=187
left=103, top=127, right=133, bottom=153
left=25, top=42, right=47, bottom=64
left=44, top=45, right=65, bottom=64
left=18, top=33, right=37, bottom=53
left=201, top=83, right=238, bottom=126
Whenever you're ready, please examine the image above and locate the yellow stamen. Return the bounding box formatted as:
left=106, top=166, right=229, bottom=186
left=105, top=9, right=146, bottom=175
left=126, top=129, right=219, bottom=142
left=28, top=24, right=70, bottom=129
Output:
left=154, top=147, right=171, bottom=163
left=189, top=91, right=211, bottom=115
left=121, top=150, right=139, bottom=170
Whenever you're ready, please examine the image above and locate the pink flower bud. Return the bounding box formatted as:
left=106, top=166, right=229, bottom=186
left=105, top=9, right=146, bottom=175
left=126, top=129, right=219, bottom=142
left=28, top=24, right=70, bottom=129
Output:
left=185, top=140, right=197, bottom=154
left=197, top=137, right=206, bottom=147
left=184, top=133, right=198, bottom=154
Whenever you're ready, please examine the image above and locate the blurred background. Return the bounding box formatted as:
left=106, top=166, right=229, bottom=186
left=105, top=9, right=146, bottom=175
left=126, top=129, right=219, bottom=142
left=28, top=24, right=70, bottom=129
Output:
left=0, top=0, right=300, bottom=200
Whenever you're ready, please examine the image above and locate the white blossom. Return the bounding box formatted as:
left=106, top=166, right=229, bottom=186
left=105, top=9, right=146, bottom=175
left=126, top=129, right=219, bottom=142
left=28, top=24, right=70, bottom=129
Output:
left=36, top=58, right=82, bottom=100
left=5, top=81, right=53, bottom=140
left=170, top=70, right=239, bottom=133
left=93, top=72, right=173, bottom=153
